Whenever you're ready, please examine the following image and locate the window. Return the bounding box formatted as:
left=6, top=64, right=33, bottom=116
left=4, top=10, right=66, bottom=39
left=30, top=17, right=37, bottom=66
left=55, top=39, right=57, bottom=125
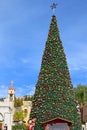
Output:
left=24, top=109, right=28, bottom=114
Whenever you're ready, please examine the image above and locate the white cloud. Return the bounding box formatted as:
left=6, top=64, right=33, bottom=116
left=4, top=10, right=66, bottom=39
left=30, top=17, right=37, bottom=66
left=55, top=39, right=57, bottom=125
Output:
left=25, top=84, right=35, bottom=95
left=21, top=58, right=29, bottom=64
left=16, top=84, right=35, bottom=97
left=0, top=85, right=6, bottom=89
left=65, top=40, right=87, bottom=72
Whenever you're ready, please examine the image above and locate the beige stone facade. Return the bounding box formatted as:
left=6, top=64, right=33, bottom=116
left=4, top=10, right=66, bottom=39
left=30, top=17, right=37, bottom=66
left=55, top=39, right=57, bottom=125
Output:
left=22, top=101, right=32, bottom=123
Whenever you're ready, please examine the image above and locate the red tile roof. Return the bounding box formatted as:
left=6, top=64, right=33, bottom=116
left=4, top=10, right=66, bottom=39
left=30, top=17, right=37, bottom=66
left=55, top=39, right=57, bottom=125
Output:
left=9, top=86, right=15, bottom=90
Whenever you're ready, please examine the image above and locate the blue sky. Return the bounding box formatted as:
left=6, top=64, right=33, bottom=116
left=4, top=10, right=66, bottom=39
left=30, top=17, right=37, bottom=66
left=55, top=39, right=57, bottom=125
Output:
left=0, top=0, right=87, bottom=98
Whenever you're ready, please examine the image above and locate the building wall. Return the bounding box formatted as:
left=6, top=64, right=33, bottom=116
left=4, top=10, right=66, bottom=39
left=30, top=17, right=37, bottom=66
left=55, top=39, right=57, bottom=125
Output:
left=83, top=105, right=87, bottom=122
left=0, top=101, right=13, bottom=130
left=21, top=101, right=32, bottom=123
left=0, top=86, right=32, bottom=130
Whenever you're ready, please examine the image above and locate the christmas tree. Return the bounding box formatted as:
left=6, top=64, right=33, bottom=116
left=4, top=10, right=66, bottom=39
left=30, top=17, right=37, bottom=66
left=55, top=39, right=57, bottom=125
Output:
left=30, top=15, right=81, bottom=130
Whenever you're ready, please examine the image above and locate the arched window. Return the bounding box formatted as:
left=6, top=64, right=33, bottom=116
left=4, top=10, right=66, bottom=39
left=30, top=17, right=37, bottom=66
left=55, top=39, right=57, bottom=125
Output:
left=24, top=109, right=28, bottom=114
left=0, top=113, right=4, bottom=122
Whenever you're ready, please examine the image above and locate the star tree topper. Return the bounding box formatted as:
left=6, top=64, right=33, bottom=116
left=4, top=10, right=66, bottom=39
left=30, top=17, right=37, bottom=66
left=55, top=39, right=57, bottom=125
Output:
left=51, top=3, right=58, bottom=14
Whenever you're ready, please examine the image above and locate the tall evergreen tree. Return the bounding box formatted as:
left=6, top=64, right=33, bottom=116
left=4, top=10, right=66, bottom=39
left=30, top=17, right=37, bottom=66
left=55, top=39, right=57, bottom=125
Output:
left=30, top=15, right=81, bottom=130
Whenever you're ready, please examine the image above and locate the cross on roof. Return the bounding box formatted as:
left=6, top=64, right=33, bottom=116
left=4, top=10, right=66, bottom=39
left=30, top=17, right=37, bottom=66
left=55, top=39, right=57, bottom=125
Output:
left=10, top=80, right=14, bottom=86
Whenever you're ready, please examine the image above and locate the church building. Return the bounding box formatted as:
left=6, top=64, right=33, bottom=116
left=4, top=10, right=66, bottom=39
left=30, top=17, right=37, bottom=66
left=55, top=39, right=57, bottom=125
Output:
left=0, top=81, right=15, bottom=130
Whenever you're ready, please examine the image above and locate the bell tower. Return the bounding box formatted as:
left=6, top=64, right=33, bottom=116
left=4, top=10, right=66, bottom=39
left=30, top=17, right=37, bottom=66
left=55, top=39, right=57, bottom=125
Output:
left=8, top=81, right=15, bottom=102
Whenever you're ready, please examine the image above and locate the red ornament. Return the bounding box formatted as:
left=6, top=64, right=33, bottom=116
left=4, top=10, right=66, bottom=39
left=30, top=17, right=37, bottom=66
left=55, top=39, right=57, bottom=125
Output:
left=60, top=46, right=63, bottom=49
left=43, top=97, right=46, bottom=100
left=53, top=87, right=56, bottom=90
left=58, top=81, right=60, bottom=84
left=52, top=63, right=55, bottom=67
left=47, top=85, right=50, bottom=89
left=63, top=71, right=66, bottom=74
left=42, top=60, right=44, bottom=64
left=47, top=72, right=51, bottom=75
left=46, top=67, right=49, bottom=70
left=57, top=68, right=60, bottom=73
left=47, top=112, right=51, bottom=116
left=63, top=97, right=66, bottom=100
left=49, top=31, right=52, bottom=35
left=51, top=38, right=55, bottom=42
left=46, top=46, right=50, bottom=51
left=53, top=105, right=56, bottom=108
